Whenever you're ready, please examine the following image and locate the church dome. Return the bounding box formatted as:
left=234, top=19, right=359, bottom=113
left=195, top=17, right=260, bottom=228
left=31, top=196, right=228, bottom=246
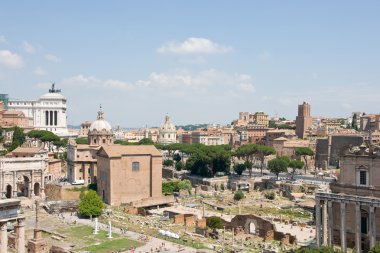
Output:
left=160, top=115, right=176, bottom=132
left=89, top=106, right=112, bottom=132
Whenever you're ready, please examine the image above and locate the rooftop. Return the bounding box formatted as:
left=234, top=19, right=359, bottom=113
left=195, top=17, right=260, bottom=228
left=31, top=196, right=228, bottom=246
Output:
left=99, top=144, right=162, bottom=158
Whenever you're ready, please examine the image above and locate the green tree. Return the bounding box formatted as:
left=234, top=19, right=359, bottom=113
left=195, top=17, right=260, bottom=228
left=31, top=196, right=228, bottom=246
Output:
left=234, top=144, right=258, bottom=177
left=163, top=159, right=174, bottom=167
left=289, top=159, right=305, bottom=179
left=177, top=179, right=192, bottom=192
left=233, top=163, right=246, bottom=176
left=76, top=137, right=88, bottom=144
left=295, top=147, right=314, bottom=174
left=138, top=138, right=154, bottom=145
left=27, top=130, right=61, bottom=151
left=175, top=161, right=184, bottom=171
left=162, top=180, right=192, bottom=194
left=185, top=144, right=231, bottom=177
left=234, top=190, right=244, bottom=201
left=256, top=145, right=276, bottom=175
left=268, top=157, right=288, bottom=180
left=8, top=126, right=25, bottom=152
left=369, top=243, right=380, bottom=253
left=206, top=216, right=223, bottom=229
left=78, top=190, right=104, bottom=217
left=351, top=113, right=358, bottom=130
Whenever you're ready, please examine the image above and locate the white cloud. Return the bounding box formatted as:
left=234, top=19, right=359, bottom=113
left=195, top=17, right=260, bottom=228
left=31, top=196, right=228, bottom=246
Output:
left=103, top=79, right=134, bottom=91
left=57, top=69, right=254, bottom=98
left=44, top=54, right=61, bottom=63
left=239, top=83, right=255, bottom=93
left=157, top=37, right=232, bottom=54
left=61, top=75, right=133, bottom=91
left=0, top=50, right=24, bottom=69
left=33, top=66, right=47, bottom=76
left=21, top=41, right=36, bottom=53
left=258, top=51, right=272, bottom=62
left=0, top=35, right=6, bottom=43
left=145, top=69, right=255, bottom=96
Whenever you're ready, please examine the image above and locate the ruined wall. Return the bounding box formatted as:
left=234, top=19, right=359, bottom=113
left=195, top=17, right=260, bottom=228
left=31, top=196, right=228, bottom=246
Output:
left=44, top=184, right=81, bottom=201
left=225, top=214, right=297, bottom=245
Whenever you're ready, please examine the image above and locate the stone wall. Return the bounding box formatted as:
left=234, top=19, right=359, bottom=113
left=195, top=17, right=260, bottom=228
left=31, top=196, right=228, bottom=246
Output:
left=224, top=214, right=297, bottom=245
left=45, top=184, right=81, bottom=201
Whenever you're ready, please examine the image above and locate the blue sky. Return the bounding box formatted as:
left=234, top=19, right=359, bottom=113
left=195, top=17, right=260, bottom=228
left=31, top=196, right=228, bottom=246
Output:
left=1, top=1, right=379, bottom=127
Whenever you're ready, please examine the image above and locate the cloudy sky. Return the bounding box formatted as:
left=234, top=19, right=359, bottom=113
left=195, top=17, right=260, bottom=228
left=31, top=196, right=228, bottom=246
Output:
left=1, top=1, right=379, bottom=127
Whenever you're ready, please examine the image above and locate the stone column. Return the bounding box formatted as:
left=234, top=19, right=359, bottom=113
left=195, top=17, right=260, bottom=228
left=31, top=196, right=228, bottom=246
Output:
left=369, top=206, right=376, bottom=249
left=17, top=218, right=25, bottom=253
left=0, top=222, right=7, bottom=253
left=13, top=171, right=17, bottom=198
left=355, top=203, right=361, bottom=253
left=340, top=201, right=347, bottom=253
left=315, top=198, right=322, bottom=246
left=322, top=201, right=328, bottom=245
left=327, top=201, right=334, bottom=247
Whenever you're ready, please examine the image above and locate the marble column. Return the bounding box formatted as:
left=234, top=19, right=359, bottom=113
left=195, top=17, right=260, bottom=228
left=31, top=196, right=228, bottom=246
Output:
left=0, top=222, right=7, bottom=253
left=340, top=201, right=347, bottom=253
left=327, top=201, right=334, bottom=247
left=315, top=198, right=322, bottom=246
left=17, top=219, right=25, bottom=253
left=322, top=201, right=328, bottom=245
left=355, top=203, right=361, bottom=253
left=369, top=206, right=376, bottom=249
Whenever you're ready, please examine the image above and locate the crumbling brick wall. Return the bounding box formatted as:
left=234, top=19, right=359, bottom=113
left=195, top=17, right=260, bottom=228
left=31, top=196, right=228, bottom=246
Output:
left=225, top=214, right=297, bottom=245
left=184, top=215, right=196, bottom=227
left=174, top=214, right=185, bottom=224
left=196, top=218, right=206, bottom=229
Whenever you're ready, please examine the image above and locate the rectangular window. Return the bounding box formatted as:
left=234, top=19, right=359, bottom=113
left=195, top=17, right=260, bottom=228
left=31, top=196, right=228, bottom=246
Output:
left=132, top=162, right=140, bottom=172
left=359, top=171, right=367, bottom=185
left=361, top=216, right=368, bottom=234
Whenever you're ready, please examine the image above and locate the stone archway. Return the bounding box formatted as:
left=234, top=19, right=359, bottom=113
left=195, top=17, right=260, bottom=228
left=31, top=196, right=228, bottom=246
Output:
left=244, top=218, right=258, bottom=235
left=17, top=175, right=30, bottom=197
left=5, top=185, right=12, bottom=198
left=249, top=222, right=257, bottom=235
left=34, top=183, right=40, bottom=196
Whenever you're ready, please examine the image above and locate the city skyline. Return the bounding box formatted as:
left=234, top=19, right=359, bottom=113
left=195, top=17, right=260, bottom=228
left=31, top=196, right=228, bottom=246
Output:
left=1, top=1, right=380, bottom=127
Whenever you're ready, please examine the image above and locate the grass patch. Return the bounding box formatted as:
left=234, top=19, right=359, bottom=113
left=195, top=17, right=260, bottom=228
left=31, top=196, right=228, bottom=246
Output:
left=82, top=238, right=141, bottom=253
left=55, top=225, right=141, bottom=252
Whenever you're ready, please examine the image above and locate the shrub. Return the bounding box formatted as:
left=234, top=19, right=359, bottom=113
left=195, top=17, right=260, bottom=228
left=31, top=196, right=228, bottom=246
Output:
left=234, top=190, right=244, bottom=201
left=163, top=159, right=174, bottom=167
left=265, top=191, right=276, bottom=200
left=369, top=243, right=380, bottom=253
left=175, top=161, right=184, bottom=171
left=78, top=190, right=104, bottom=217
left=233, top=163, right=246, bottom=176
left=206, top=216, right=222, bottom=229
left=162, top=179, right=192, bottom=194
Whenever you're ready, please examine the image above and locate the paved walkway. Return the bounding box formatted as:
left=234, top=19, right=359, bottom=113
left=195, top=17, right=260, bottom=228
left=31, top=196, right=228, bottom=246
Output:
left=58, top=212, right=198, bottom=253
